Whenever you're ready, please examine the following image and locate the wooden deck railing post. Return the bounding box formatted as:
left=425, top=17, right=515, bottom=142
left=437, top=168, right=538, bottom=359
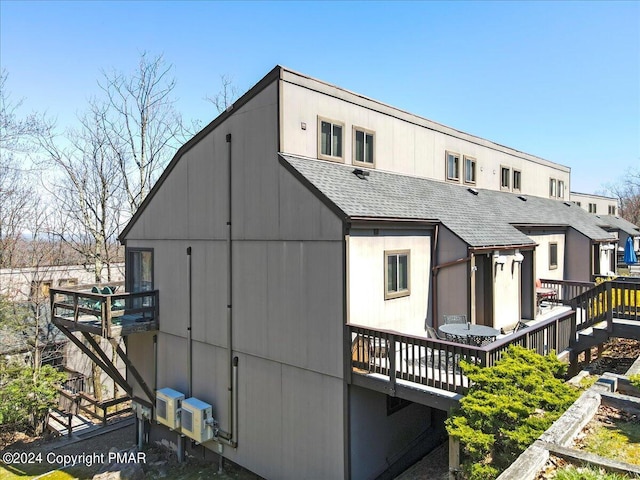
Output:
left=606, top=281, right=613, bottom=332
left=569, top=299, right=577, bottom=347
left=105, top=296, right=112, bottom=338
left=388, top=334, right=396, bottom=396
left=67, top=412, right=73, bottom=437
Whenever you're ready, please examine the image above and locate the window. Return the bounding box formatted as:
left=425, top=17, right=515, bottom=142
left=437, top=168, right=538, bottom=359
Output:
left=353, top=127, right=375, bottom=166
left=318, top=117, right=344, bottom=161
left=30, top=280, right=52, bottom=300
left=446, top=152, right=460, bottom=181
left=385, top=250, right=410, bottom=299
left=549, top=243, right=558, bottom=270
left=128, top=249, right=153, bottom=308
left=128, top=249, right=153, bottom=292
left=501, top=166, right=510, bottom=190
left=575, top=201, right=581, bottom=207
left=513, top=170, right=522, bottom=192
left=558, top=180, right=565, bottom=199
left=463, top=156, right=476, bottom=184
left=549, top=178, right=557, bottom=198
left=58, top=278, right=78, bottom=287
left=589, top=203, right=597, bottom=213
left=608, top=205, right=616, bottom=215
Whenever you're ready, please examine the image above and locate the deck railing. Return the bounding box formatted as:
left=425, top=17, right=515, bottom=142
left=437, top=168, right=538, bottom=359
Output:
left=50, top=282, right=159, bottom=337
left=348, top=278, right=640, bottom=396
left=348, top=309, right=576, bottom=394
left=571, top=279, right=640, bottom=332
left=539, top=278, right=594, bottom=305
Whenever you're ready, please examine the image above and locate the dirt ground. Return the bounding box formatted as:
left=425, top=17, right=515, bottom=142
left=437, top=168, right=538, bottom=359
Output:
left=1, top=422, right=257, bottom=479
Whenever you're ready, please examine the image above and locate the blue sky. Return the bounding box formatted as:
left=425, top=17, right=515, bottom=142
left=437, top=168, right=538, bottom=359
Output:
left=1, top=1, right=638, bottom=194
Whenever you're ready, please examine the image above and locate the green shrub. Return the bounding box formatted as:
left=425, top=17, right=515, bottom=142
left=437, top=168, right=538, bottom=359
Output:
left=630, top=374, right=640, bottom=390
left=446, top=346, right=579, bottom=480
left=0, top=358, right=66, bottom=433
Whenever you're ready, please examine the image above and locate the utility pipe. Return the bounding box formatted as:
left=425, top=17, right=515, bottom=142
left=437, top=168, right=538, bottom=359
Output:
left=431, top=225, right=439, bottom=326
left=187, top=246, right=193, bottom=398
left=225, top=133, right=237, bottom=447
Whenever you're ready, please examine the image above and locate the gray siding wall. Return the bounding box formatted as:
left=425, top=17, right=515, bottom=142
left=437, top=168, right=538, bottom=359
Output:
left=349, top=386, right=433, bottom=480
left=125, top=81, right=347, bottom=479
left=565, top=229, right=592, bottom=281
left=434, top=227, right=468, bottom=328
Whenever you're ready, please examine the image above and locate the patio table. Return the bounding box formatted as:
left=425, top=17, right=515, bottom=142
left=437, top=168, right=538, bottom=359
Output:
left=439, top=323, right=500, bottom=347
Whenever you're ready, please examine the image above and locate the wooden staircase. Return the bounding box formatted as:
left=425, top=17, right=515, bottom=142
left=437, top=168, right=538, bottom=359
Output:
left=569, top=279, right=640, bottom=365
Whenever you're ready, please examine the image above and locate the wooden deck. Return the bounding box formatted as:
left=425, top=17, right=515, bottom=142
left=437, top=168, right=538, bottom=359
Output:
left=50, top=282, right=158, bottom=338
left=349, top=279, right=640, bottom=409
left=50, top=283, right=159, bottom=404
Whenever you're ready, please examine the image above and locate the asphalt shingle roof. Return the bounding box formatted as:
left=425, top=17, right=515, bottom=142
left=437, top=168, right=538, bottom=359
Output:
left=598, top=215, right=640, bottom=236
left=280, top=154, right=616, bottom=248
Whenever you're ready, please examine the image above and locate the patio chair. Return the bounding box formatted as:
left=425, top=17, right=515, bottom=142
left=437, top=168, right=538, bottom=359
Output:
left=443, top=314, right=467, bottom=325
left=513, top=321, right=529, bottom=333
left=425, top=326, right=457, bottom=371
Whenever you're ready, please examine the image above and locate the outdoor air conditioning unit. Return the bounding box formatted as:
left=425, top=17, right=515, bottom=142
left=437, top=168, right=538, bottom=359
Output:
left=155, top=388, right=185, bottom=430
left=180, top=397, right=216, bottom=444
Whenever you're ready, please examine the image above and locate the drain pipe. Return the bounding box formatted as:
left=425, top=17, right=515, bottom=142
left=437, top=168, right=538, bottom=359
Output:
left=187, top=246, right=193, bottom=397
left=224, top=133, right=238, bottom=448
left=431, top=225, right=440, bottom=326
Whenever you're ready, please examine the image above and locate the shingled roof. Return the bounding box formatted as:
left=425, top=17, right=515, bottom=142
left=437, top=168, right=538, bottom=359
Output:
left=597, top=215, right=640, bottom=237
left=280, top=154, right=616, bottom=248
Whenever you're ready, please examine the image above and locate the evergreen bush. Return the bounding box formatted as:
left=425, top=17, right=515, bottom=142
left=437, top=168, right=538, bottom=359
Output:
left=446, top=346, right=579, bottom=479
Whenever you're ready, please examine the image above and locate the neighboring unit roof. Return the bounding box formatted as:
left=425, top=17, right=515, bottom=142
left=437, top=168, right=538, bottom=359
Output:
left=598, top=215, right=640, bottom=236
left=280, top=154, right=616, bottom=248
left=570, top=191, right=618, bottom=201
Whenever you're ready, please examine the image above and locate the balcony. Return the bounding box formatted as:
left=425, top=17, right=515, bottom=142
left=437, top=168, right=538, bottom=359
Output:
left=50, top=282, right=158, bottom=338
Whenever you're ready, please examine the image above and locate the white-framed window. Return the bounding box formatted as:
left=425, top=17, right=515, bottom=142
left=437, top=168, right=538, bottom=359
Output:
left=464, top=156, right=476, bottom=184
left=608, top=205, right=616, bottom=215
left=513, top=170, right=522, bottom=192
left=589, top=203, right=597, bottom=213
left=501, top=166, right=510, bottom=190
left=558, top=180, right=565, bottom=199
left=318, top=117, right=344, bottom=161
left=353, top=127, right=375, bottom=166
left=549, top=243, right=558, bottom=270
left=549, top=178, right=557, bottom=198
left=446, top=152, right=460, bottom=182
left=385, top=250, right=410, bottom=300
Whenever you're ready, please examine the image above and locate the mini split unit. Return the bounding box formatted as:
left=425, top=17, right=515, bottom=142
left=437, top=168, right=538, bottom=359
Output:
left=155, top=388, right=217, bottom=444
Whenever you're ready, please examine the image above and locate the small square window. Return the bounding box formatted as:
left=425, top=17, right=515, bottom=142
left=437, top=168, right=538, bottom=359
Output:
left=446, top=152, right=460, bottom=182
left=501, top=166, right=510, bottom=190
left=385, top=250, right=410, bottom=300
left=513, top=170, right=522, bottom=192
left=353, top=127, right=375, bottom=166
left=464, top=156, right=476, bottom=184
left=549, top=178, right=557, bottom=198
left=549, top=243, right=558, bottom=270
left=318, top=117, right=344, bottom=162
left=30, top=280, right=52, bottom=300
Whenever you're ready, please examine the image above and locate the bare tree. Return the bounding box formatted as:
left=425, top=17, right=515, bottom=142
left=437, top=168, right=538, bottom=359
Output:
left=0, top=70, right=43, bottom=268
left=98, top=52, right=190, bottom=212
left=206, top=73, right=239, bottom=114
left=37, top=104, right=125, bottom=283
left=604, top=166, right=640, bottom=226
